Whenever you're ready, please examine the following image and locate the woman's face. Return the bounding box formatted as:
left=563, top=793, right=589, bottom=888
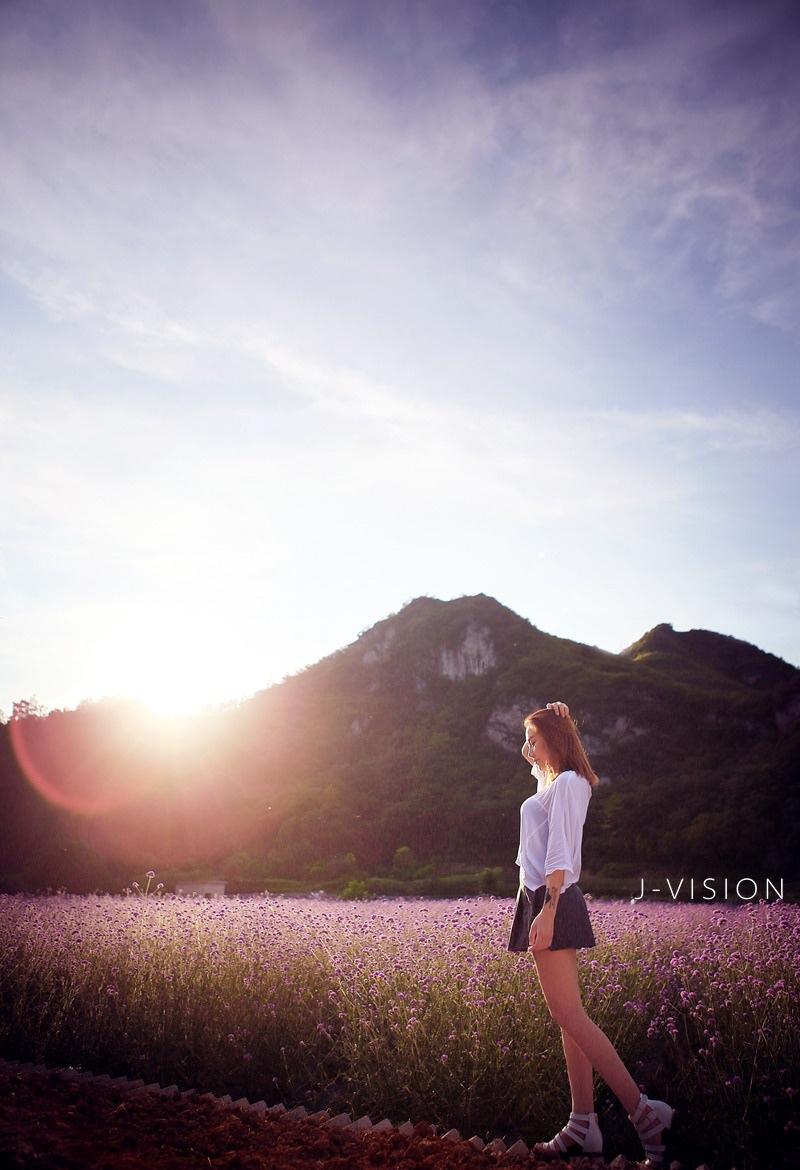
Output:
left=524, top=724, right=557, bottom=774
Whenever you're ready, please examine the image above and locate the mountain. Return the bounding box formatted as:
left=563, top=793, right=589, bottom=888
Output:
left=1, top=594, right=798, bottom=892
left=621, top=621, right=798, bottom=692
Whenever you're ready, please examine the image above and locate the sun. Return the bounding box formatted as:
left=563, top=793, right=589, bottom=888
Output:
left=86, top=604, right=259, bottom=717
left=136, top=673, right=220, bottom=717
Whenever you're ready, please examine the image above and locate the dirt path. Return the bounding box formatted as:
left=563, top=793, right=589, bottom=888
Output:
left=0, top=1063, right=639, bottom=1170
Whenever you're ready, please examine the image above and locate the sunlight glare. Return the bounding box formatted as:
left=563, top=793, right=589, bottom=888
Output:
left=85, top=604, right=262, bottom=716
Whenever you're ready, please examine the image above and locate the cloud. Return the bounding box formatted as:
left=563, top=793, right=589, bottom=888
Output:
left=579, top=407, right=800, bottom=453
left=477, top=8, right=799, bottom=326
left=2, top=0, right=798, bottom=357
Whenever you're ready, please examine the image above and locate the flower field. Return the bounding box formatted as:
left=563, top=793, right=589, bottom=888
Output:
left=1, top=892, right=798, bottom=1169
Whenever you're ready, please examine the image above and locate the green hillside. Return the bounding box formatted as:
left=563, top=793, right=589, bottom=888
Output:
left=1, top=594, right=798, bottom=894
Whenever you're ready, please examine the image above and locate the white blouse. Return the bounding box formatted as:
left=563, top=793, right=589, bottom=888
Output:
left=515, top=768, right=592, bottom=891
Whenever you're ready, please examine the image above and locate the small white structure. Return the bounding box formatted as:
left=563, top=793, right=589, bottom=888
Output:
left=175, top=880, right=227, bottom=898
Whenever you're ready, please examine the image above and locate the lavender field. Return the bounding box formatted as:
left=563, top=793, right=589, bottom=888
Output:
left=1, top=892, right=798, bottom=1168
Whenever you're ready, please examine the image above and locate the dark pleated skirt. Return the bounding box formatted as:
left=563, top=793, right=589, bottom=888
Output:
left=507, top=883, right=596, bottom=952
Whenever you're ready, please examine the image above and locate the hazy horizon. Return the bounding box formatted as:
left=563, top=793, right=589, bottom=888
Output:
left=4, top=592, right=796, bottom=720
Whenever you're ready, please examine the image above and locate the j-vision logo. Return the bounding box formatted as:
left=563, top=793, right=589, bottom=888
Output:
left=631, top=877, right=784, bottom=902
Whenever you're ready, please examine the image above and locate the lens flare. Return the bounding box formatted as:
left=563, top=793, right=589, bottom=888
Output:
left=9, top=704, right=152, bottom=816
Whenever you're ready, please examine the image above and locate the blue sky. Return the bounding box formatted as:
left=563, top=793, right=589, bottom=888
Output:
left=1, top=0, right=798, bottom=715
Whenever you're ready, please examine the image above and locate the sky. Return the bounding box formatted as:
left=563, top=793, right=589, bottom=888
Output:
left=1, top=0, right=799, bottom=717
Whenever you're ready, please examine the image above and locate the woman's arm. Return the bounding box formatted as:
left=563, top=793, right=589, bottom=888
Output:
left=543, top=870, right=565, bottom=915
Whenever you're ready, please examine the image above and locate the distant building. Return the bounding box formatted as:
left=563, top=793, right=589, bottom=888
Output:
left=175, top=879, right=227, bottom=898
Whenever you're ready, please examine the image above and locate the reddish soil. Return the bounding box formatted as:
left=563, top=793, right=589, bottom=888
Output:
left=0, top=1064, right=644, bottom=1170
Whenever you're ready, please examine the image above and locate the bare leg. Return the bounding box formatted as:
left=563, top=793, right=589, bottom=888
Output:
left=560, top=1025, right=594, bottom=1114
left=532, top=947, right=642, bottom=1115
left=532, top=948, right=670, bottom=1161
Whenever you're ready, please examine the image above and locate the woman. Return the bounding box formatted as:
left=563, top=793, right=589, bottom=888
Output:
left=507, top=701, right=676, bottom=1165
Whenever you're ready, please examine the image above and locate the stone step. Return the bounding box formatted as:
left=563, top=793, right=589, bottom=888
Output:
left=349, top=1115, right=372, bottom=1132
left=506, top=1138, right=529, bottom=1157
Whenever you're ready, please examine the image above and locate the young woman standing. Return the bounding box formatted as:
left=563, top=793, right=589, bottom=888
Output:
left=507, top=702, right=676, bottom=1165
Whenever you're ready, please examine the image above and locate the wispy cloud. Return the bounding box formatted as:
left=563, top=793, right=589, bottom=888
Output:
left=577, top=407, right=800, bottom=453
left=2, top=0, right=798, bottom=355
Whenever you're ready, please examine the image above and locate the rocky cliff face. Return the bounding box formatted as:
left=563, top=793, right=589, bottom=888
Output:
left=485, top=702, right=535, bottom=751
left=361, top=624, right=397, bottom=667
left=439, top=624, right=497, bottom=680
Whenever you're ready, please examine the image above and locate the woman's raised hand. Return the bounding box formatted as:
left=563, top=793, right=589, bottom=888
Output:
left=546, top=701, right=570, bottom=717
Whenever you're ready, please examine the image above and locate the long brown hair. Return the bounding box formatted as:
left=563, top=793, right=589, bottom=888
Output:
left=523, top=708, right=599, bottom=789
